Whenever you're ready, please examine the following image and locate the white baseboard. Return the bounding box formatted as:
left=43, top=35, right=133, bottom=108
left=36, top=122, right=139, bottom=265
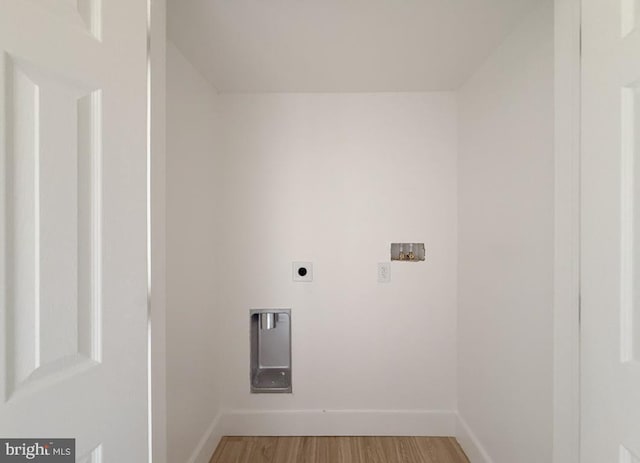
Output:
left=455, top=414, right=494, bottom=463
left=221, top=409, right=456, bottom=436
left=187, top=413, right=224, bottom=463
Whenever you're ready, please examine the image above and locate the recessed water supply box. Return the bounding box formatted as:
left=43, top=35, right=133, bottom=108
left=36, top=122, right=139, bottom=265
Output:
left=390, top=243, right=426, bottom=262
left=250, top=309, right=292, bottom=393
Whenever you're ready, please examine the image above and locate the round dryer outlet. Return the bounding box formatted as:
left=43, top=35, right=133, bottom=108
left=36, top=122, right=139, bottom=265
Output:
left=292, top=262, right=313, bottom=282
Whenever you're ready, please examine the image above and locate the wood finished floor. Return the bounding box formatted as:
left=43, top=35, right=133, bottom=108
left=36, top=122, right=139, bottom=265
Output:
left=209, top=436, right=470, bottom=463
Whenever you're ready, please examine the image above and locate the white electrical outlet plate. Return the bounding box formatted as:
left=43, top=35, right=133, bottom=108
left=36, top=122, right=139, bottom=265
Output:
left=378, top=262, right=391, bottom=283
left=293, top=262, right=313, bottom=282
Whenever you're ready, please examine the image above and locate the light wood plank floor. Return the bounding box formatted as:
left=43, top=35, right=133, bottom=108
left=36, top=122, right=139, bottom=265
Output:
left=210, top=436, right=470, bottom=463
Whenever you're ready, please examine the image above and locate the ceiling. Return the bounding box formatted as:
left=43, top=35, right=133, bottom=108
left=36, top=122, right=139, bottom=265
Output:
left=167, top=0, right=544, bottom=93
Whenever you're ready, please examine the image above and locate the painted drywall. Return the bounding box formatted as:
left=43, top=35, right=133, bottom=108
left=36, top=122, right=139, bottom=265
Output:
left=167, top=0, right=540, bottom=92
left=166, top=42, right=223, bottom=463
left=456, top=2, right=554, bottom=462
left=215, top=93, right=458, bottom=426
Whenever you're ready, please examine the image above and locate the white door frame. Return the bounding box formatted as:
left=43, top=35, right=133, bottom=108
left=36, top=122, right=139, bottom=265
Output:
left=149, top=0, right=168, bottom=462
left=553, top=0, right=581, bottom=462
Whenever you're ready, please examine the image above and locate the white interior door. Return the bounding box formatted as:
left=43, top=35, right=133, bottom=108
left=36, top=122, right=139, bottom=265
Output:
left=581, top=0, right=640, bottom=461
left=0, top=0, right=149, bottom=461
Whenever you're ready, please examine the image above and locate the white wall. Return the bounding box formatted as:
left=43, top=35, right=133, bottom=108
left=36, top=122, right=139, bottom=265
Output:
left=166, top=42, right=223, bottom=463
left=456, top=2, right=554, bottom=463
left=215, top=93, right=459, bottom=433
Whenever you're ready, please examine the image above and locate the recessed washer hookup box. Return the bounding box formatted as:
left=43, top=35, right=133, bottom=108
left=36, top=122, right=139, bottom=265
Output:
left=250, top=309, right=292, bottom=393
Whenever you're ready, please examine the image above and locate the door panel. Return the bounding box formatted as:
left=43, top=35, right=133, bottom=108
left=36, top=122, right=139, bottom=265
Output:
left=0, top=0, right=148, bottom=460
left=582, top=0, right=640, bottom=461
left=5, top=54, right=101, bottom=396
